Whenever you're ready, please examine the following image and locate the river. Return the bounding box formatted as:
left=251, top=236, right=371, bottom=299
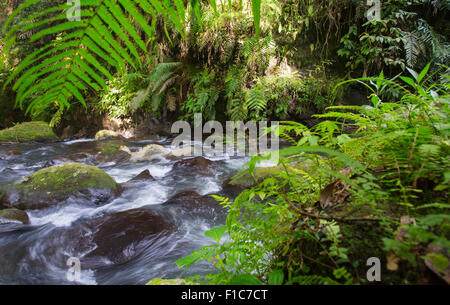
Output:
left=0, top=136, right=261, bottom=284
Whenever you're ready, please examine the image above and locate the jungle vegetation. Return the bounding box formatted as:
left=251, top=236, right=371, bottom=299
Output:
left=0, top=0, right=449, bottom=285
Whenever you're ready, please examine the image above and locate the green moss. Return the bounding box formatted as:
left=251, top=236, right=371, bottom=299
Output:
left=0, top=121, right=58, bottom=143
left=99, top=142, right=121, bottom=156
left=0, top=208, right=30, bottom=224
left=95, top=129, right=121, bottom=141
left=146, top=278, right=196, bottom=285
left=229, top=161, right=307, bottom=188
left=12, top=163, right=117, bottom=194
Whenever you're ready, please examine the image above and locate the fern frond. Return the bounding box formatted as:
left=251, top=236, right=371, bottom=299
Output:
left=245, top=87, right=266, bottom=113
left=2, top=0, right=185, bottom=115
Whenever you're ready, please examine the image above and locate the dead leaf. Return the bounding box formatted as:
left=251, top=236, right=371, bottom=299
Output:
left=387, top=252, right=400, bottom=271
left=320, top=179, right=350, bottom=210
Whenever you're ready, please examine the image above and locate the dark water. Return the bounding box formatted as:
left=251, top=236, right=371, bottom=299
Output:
left=0, top=137, right=272, bottom=284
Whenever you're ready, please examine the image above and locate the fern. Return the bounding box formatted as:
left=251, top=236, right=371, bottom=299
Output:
left=129, top=61, right=181, bottom=111
left=3, top=0, right=263, bottom=116
left=245, top=86, right=266, bottom=113
left=1, top=0, right=187, bottom=116
left=251, top=0, right=261, bottom=37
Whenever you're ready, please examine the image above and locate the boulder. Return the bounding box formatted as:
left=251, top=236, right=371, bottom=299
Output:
left=120, top=170, right=155, bottom=190
left=0, top=208, right=30, bottom=224
left=43, top=157, right=75, bottom=168
left=147, top=278, right=195, bottom=285
left=164, top=146, right=194, bottom=159
left=163, top=190, right=220, bottom=209
left=0, top=163, right=120, bottom=210
left=130, top=144, right=169, bottom=163
left=171, top=157, right=215, bottom=174
left=0, top=121, right=58, bottom=143
left=164, top=190, right=205, bottom=207
left=128, top=169, right=155, bottom=182
left=6, top=150, right=21, bottom=156
left=86, top=207, right=173, bottom=263
left=229, top=162, right=306, bottom=188
left=94, top=129, right=122, bottom=141
left=95, top=141, right=131, bottom=164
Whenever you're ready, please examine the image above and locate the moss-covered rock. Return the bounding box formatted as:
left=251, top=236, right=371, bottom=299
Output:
left=146, top=278, right=197, bottom=285
left=229, top=161, right=307, bottom=188
left=229, top=165, right=284, bottom=188
left=0, top=208, right=30, bottom=224
left=95, top=140, right=130, bottom=164
left=94, top=129, right=122, bottom=141
left=0, top=163, right=120, bottom=210
left=0, top=121, right=58, bottom=143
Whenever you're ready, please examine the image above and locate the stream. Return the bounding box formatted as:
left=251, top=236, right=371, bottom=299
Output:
left=0, top=136, right=263, bottom=284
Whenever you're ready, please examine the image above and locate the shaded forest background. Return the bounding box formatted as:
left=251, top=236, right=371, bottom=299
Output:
left=0, top=0, right=448, bottom=136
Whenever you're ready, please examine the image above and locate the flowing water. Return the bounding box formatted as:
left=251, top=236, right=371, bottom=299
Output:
left=0, top=137, right=263, bottom=284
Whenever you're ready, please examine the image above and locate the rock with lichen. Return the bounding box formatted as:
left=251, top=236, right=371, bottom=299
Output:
left=94, top=129, right=122, bottom=141
left=0, top=163, right=120, bottom=210
left=0, top=121, right=58, bottom=143
left=0, top=208, right=30, bottom=224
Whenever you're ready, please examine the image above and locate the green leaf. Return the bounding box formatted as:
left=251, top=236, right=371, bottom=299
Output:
left=229, top=274, right=263, bottom=285
left=205, top=226, right=227, bottom=243
left=251, top=0, right=261, bottom=37
left=268, top=270, right=284, bottom=285
left=175, top=247, right=215, bottom=269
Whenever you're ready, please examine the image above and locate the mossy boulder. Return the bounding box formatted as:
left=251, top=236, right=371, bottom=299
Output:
left=0, top=121, right=58, bottom=143
left=0, top=163, right=120, bottom=210
left=229, top=161, right=307, bottom=188
left=0, top=208, right=30, bottom=224
left=95, top=140, right=131, bottom=164
left=146, top=278, right=196, bottom=285
left=94, top=129, right=122, bottom=141
left=229, top=166, right=281, bottom=188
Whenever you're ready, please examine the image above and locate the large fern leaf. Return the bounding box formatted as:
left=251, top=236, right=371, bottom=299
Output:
left=2, top=0, right=185, bottom=114
left=2, top=0, right=262, bottom=115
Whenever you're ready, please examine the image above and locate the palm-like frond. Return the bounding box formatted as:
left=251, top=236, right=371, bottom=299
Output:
left=2, top=0, right=185, bottom=114
left=129, top=61, right=181, bottom=111
left=2, top=0, right=262, bottom=115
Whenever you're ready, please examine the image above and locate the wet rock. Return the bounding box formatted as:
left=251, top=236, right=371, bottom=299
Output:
left=229, top=162, right=306, bottom=188
left=95, top=141, right=131, bottom=164
left=69, top=153, right=90, bottom=162
left=164, top=190, right=204, bottom=207
left=0, top=121, right=58, bottom=143
left=147, top=278, right=194, bottom=285
left=129, top=170, right=155, bottom=182
left=164, top=146, right=194, bottom=159
left=94, top=130, right=122, bottom=141
left=424, top=243, right=450, bottom=284
left=6, top=150, right=21, bottom=156
left=0, top=163, right=120, bottom=210
left=120, top=170, right=156, bottom=190
left=130, top=144, right=169, bottom=163
left=162, top=191, right=225, bottom=222
left=164, top=190, right=219, bottom=209
left=43, top=157, right=75, bottom=168
left=171, top=157, right=215, bottom=174
left=0, top=208, right=30, bottom=224
left=86, top=207, right=173, bottom=263
left=221, top=178, right=246, bottom=198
